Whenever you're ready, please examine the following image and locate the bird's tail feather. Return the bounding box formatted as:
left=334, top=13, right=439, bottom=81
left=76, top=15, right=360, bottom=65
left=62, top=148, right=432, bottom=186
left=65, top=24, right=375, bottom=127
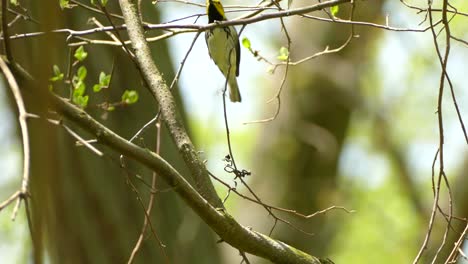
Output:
left=228, top=77, right=241, bottom=102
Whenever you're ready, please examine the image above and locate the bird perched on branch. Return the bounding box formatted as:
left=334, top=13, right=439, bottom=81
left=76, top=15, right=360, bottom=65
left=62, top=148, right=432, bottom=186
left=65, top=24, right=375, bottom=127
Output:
left=205, top=0, right=242, bottom=102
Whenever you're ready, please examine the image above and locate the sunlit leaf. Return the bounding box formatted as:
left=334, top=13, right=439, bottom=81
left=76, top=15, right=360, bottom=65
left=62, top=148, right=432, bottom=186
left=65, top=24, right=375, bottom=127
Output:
left=121, top=90, right=139, bottom=105
left=331, top=5, right=339, bottom=16
left=73, top=81, right=86, bottom=97
left=73, top=95, right=89, bottom=108
left=77, top=66, right=87, bottom=81
left=59, top=0, right=71, bottom=9
left=93, top=84, right=102, bottom=92
left=74, top=46, right=88, bottom=61
left=99, top=72, right=111, bottom=86
left=277, top=46, right=289, bottom=61
left=50, top=65, right=64, bottom=82
left=242, top=37, right=251, bottom=49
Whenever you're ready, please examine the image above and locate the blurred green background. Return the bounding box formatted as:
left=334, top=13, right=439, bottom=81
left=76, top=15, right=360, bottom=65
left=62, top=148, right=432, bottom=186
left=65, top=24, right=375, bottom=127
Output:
left=0, top=0, right=467, bottom=263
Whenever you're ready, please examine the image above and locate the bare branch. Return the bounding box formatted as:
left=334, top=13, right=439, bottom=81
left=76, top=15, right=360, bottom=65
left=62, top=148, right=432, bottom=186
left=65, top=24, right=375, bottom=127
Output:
left=0, top=55, right=30, bottom=220
left=2, top=0, right=13, bottom=62
left=2, top=0, right=351, bottom=42
left=127, top=122, right=163, bottom=264
left=119, top=0, right=223, bottom=208
left=52, top=94, right=324, bottom=263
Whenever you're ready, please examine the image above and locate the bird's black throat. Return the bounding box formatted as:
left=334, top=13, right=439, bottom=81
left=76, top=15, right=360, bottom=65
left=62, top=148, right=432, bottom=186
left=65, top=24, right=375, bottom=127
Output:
left=208, top=4, right=225, bottom=23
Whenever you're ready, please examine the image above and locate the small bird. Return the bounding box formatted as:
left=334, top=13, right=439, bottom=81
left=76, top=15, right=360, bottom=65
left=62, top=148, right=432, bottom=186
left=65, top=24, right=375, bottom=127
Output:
left=205, top=0, right=241, bottom=102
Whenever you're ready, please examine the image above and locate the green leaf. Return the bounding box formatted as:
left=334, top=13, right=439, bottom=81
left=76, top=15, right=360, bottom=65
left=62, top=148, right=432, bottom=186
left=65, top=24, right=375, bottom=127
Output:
left=277, top=46, right=289, bottom=61
left=50, top=74, right=64, bottom=82
left=121, top=90, right=139, bottom=105
left=99, top=72, right=111, bottom=86
left=242, top=37, right=251, bottom=49
left=77, top=66, right=87, bottom=81
left=93, top=84, right=102, bottom=92
left=50, top=65, right=64, bottom=82
left=10, top=0, right=18, bottom=6
left=267, top=66, right=275, bottom=74
left=74, top=46, right=88, bottom=61
left=73, top=81, right=86, bottom=97
left=72, top=76, right=88, bottom=108
left=73, top=95, right=89, bottom=109
left=107, top=105, right=115, bottom=111
left=331, top=5, right=339, bottom=16
left=100, top=0, right=108, bottom=6
left=93, top=72, right=111, bottom=92
left=53, top=65, right=61, bottom=76
left=59, top=0, right=71, bottom=9
left=72, top=75, right=79, bottom=87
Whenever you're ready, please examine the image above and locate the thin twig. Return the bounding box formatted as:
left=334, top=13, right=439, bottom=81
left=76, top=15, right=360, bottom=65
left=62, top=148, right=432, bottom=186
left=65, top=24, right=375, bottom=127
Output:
left=430, top=0, right=454, bottom=261
left=413, top=0, right=454, bottom=261
left=53, top=93, right=323, bottom=263
left=444, top=222, right=468, bottom=263
left=221, top=52, right=238, bottom=170
left=0, top=55, right=30, bottom=221
left=7, top=8, right=40, bottom=24
left=123, top=166, right=169, bottom=263
left=209, top=171, right=354, bottom=219
left=62, top=123, right=104, bottom=156
left=239, top=250, right=251, bottom=264
left=98, top=5, right=136, bottom=59
left=128, top=122, right=167, bottom=263
left=129, top=114, right=160, bottom=143
left=169, top=31, right=201, bottom=90
left=451, top=35, right=468, bottom=46
left=3, top=0, right=352, bottom=42
left=219, top=53, right=315, bottom=236
left=71, top=0, right=124, bottom=20
left=0, top=191, right=21, bottom=212
left=244, top=4, right=355, bottom=125
left=7, top=14, right=22, bottom=28
left=2, top=0, right=13, bottom=62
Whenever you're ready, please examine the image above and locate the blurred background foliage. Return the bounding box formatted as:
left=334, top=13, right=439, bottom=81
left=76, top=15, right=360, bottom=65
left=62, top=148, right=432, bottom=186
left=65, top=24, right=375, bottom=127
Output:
left=0, top=0, right=467, bottom=263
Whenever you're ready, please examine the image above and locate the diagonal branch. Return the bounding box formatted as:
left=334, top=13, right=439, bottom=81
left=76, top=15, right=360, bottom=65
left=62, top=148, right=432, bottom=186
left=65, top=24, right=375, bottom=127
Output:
left=119, top=0, right=222, bottom=208
left=51, top=95, right=325, bottom=264
left=0, top=55, right=30, bottom=220
left=2, top=0, right=351, bottom=42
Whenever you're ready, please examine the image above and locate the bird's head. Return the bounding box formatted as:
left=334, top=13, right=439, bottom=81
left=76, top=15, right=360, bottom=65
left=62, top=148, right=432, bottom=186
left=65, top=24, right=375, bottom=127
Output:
left=206, top=0, right=226, bottom=23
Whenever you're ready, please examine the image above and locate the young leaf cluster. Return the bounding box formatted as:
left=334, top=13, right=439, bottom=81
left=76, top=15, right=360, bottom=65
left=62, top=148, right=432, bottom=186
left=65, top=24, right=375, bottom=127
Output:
left=49, top=45, right=139, bottom=110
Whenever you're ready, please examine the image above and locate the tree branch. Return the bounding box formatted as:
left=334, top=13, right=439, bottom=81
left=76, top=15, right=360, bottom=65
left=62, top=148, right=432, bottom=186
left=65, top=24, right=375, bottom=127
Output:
left=114, top=1, right=332, bottom=261
left=51, top=95, right=325, bottom=264
left=119, top=0, right=222, bottom=208
left=0, top=54, right=30, bottom=220
left=2, top=0, right=351, bottom=42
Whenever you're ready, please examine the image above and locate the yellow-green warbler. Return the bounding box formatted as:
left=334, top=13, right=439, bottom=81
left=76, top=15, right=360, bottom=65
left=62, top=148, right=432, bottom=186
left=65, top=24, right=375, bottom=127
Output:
left=205, top=0, right=241, bottom=102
